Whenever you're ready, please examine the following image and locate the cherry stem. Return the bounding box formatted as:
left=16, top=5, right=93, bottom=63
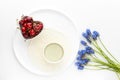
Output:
left=17, top=27, right=20, bottom=29
left=21, top=14, right=24, bottom=18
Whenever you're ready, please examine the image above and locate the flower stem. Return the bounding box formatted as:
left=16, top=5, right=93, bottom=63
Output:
left=98, top=37, right=120, bottom=64
left=92, top=41, right=114, bottom=64
left=93, top=39, right=120, bottom=69
left=116, top=72, right=120, bottom=80
left=90, top=53, right=120, bottom=73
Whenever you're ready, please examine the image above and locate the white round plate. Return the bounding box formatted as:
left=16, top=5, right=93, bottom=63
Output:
left=13, top=9, right=79, bottom=76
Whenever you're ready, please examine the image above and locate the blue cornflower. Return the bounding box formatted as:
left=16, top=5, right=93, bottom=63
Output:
left=77, top=50, right=81, bottom=55
left=82, top=32, right=92, bottom=43
left=86, top=49, right=94, bottom=54
left=78, top=65, right=84, bottom=70
left=78, top=50, right=86, bottom=55
left=75, top=62, right=81, bottom=66
left=85, top=46, right=94, bottom=54
left=89, top=49, right=94, bottom=54
left=78, top=59, right=90, bottom=64
left=78, top=59, right=84, bottom=64
left=82, top=59, right=90, bottom=64
left=81, top=40, right=87, bottom=46
left=82, top=33, right=89, bottom=39
left=93, top=31, right=99, bottom=37
left=86, top=29, right=91, bottom=35
left=86, top=46, right=92, bottom=50
left=78, top=50, right=86, bottom=59
left=86, top=49, right=90, bottom=53
left=92, top=34, right=97, bottom=40
left=76, top=56, right=82, bottom=61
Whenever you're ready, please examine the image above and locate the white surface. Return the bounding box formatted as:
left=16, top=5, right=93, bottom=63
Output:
left=0, top=0, right=120, bottom=80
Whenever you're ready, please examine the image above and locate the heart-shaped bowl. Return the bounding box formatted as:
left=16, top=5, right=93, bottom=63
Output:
left=13, top=9, right=79, bottom=76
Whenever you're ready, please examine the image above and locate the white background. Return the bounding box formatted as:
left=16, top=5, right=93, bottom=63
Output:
left=0, top=0, right=120, bottom=80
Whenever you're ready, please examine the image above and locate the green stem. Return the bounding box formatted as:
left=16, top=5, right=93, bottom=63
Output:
left=85, top=67, right=110, bottom=70
left=93, top=40, right=120, bottom=69
left=97, top=38, right=120, bottom=71
left=116, top=72, right=120, bottom=80
left=87, top=65, right=111, bottom=70
left=91, top=40, right=109, bottom=60
left=90, top=54, right=120, bottom=73
left=86, top=36, right=120, bottom=80
left=92, top=42, right=107, bottom=59
left=98, top=37, right=120, bottom=64
left=87, top=64, right=104, bottom=66
left=92, top=41, right=114, bottom=64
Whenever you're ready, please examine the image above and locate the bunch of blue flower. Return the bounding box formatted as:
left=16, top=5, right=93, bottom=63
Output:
left=75, top=29, right=120, bottom=80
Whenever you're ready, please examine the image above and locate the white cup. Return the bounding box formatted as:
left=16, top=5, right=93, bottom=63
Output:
left=43, top=43, right=64, bottom=64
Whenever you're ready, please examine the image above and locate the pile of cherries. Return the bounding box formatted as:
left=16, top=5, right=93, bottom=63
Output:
left=19, top=16, right=43, bottom=39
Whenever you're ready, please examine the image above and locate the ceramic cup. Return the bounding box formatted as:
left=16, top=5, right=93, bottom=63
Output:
left=43, top=43, right=64, bottom=64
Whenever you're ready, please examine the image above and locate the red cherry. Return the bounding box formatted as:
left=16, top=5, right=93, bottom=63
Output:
left=29, top=29, right=35, bottom=37
left=27, top=23, right=32, bottom=30
left=19, top=20, right=24, bottom=26
left=23, top=23, right=27, bottom=28
left=34, top=24, right=43, bottom=32
left=23, top=16, right=33, bottom=22
left=21, top=27, right=26, bottom=33
left=24, top=18, right=27, bottom=22
left=23, top=33, right=29, bottom=39
left=33, top=21, right=43, bottom=32
left=26, top=17, right=33, bottom=22
left=39, top=23, right=43, bottom=29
